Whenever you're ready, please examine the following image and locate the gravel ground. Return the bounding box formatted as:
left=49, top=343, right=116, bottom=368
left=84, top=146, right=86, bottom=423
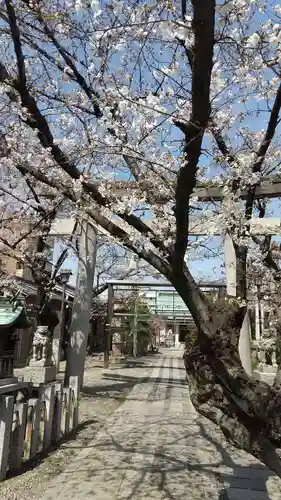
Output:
left=0, top=355, right=155, bottom=500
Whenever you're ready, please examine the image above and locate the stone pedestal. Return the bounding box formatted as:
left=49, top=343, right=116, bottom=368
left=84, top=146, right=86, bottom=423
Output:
left=26, top=324, right=56, bottom=384
left=254, top=341, right=278, bottom=385
left=23, top=365, right=56, bottom=384
left=254, top=365, right=278, bottom=386
left=257, top=363, right=277, bottom=375
left=111, top=341, right=125, bottom=363
left=111, top=331, right=126, bottom=363
left=112, top=342, right=124, bottom=355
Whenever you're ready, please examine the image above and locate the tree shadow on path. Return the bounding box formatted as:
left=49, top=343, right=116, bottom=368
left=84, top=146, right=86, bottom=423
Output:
left=197, top=419, right=275, bottom=499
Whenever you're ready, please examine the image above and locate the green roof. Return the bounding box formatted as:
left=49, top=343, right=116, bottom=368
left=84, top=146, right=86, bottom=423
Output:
left=0, top=297, right=29, bottom=329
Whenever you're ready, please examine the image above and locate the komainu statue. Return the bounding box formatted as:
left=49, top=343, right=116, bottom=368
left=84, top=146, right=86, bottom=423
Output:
left=30, top=325, right=52, bottom=366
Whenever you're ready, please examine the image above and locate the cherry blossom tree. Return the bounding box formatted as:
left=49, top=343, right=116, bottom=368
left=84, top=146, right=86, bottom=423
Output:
left=93, top=240, right=153, bottom=296
left=2, top=0, right=281, bottom=472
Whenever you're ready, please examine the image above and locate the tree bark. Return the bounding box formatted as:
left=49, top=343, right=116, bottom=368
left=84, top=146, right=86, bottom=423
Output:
left=182, top=296, right=281, bottom=474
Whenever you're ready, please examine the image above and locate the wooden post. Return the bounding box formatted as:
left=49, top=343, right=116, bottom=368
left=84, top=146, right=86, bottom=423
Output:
left=133, top=288, right=139, bottom=358
left=65, top=220, right=97, bottom=389
left=255, top=301, right=261, bottom=341
left=52, top=309, right=62, bottom=372
left=104, top=283, right=114, bottom=369
left=261, top=300, right=265, bottom=333
left=0, top=396, right=14, bottom=481
left=9, top=402, right=28, bottom=471
left=29, top=399, right=41, bottom=459
left=40, top=384, right=56, bottom=451
left=52, top=382, right=63, bottom=443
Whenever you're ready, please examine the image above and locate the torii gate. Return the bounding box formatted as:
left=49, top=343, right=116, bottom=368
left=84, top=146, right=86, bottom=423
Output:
left=49, top=211, right=281, bottom=381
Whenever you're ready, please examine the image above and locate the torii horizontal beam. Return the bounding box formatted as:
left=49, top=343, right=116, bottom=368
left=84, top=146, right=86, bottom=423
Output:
left=94, top=176, right=281, bottom=202
left=50, top=217, right=281, bottom=237
left=194, top=176, right=281, bottom=201
left=106, top=279, right=225, bottom=287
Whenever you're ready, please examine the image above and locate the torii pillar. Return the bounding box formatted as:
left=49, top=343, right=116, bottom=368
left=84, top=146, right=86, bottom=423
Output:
left=224, top=234, right=252, bottom=376
left=64, top=220, right=97, bottom=388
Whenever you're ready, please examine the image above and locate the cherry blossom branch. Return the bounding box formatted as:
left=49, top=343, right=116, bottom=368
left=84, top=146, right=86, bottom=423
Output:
left=12, top=201, right=63, bottom=249
left=84, top=205, right=172, bottom=279
left=245, top=81, right=281, bottom=219
left=21, top=1, right=102, bottom=118
left=254, top=83, right=281, bottom=173
left=20, top=1, right=142, bottom=181
left=15, top=165, right=45, bottom=213
left=3, top=3, right=166, bottom=255
left=0, top=185, right=41, bottom=213
left=239, top=80, right=281, bottom=301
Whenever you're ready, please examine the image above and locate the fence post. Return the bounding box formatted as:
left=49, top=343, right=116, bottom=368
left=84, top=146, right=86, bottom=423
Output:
left=29, top=399, right=41, bottom=459
left=52, top=382, right=63, bottom=443
left=69, top=376, right=79, bottom=431
left=63, top=388, right=71, bottom=435
left=40, top=384, right=55, bottom=451
left=0, top=396, right=14, bottom=481
left=9, top=402, right=28, bottom=471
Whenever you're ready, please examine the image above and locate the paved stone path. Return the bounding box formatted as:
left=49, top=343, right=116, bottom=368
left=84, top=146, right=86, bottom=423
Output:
left=40, top=349, right=281, bottom=500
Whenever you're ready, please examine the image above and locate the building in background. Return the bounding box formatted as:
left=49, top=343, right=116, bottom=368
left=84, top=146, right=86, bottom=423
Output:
left=0, top=217, right=53, bottom=281
left=145, top=289, right=193, bottom=346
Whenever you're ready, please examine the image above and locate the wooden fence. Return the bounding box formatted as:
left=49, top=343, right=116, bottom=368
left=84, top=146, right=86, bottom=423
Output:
left=0, top=376, right=79, bottom=481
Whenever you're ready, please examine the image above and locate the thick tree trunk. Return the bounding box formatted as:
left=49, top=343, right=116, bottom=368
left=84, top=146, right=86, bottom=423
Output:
left=165, top=261, right=281, bottom=475
left=183, top=317, right=281, bottom=475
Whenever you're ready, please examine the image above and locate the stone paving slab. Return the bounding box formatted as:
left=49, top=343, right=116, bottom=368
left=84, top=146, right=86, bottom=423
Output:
left=39, top=349, right=281, bottom=500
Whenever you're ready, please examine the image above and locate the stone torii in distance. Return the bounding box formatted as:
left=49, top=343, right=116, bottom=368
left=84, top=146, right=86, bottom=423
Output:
left=50, top=204, right=281, bottom=383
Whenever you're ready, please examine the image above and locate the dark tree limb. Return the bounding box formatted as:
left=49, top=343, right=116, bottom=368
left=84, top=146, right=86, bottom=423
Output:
left=245, top=81, right=281, bottom=220
left=173, top=0, right=215, bottom=268
left=21, top=0, right=102, bottom=117
left=235, top=82, right=281, bottom=297
left=176, top=36, right=235, bottom=164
